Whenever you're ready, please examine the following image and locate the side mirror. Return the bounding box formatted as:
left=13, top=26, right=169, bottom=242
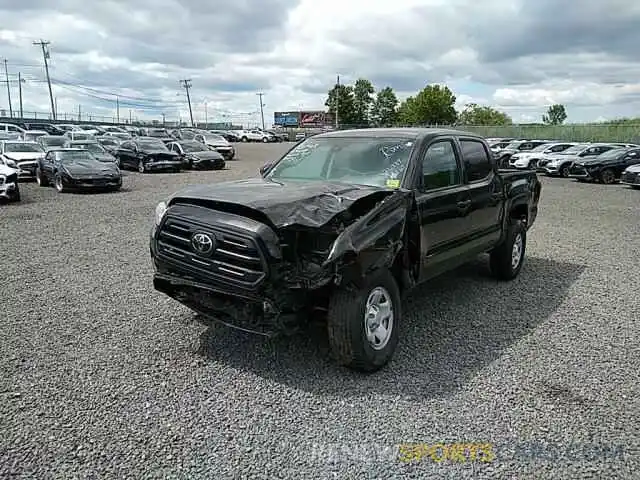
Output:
left=259, top=162, right=273, bottom=176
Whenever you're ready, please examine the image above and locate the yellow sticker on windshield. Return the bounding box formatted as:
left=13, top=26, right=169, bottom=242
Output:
left=386, top=179, right=400, bottom=188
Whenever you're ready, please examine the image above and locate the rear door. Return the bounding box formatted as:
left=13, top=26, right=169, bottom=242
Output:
left=415, top=136, right=473, bottom=280
left=457, top=137, right=503, bottom=250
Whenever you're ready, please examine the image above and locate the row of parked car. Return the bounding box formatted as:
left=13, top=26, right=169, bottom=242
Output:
left=0, top=127, right=243, bottom=201
left=487, top=137, right=640, bottom=188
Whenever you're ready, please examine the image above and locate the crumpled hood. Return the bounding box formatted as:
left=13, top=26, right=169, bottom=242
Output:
left=168, top=178, right=401, bottom=228
left=63, top=161, right=119, bottom=176
left=4, top=152, right=44, bottom=161
left=94, top=153, right=116, bottom=162
left=0, top=164, right=18, bottom=176
left=141, top=151, right=180, bottom=161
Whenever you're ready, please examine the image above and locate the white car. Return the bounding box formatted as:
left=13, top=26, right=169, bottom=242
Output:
left=104, top=131, right=132, bottom=141
left=509, top=142, right=577, bottom=169
left=193, top=133, right=235, bottom=159
left=0, top=160, right=20, bottom=202
left=22, top=130, right=49, bottom=142
left=621, top=163, right=640, bottom=189
left=0, top=123, right=27, bottom=137
left=57, top=124, right=84, bottom=133
left=236, top=129, right=272, bottom=143
left=0, top=140, right=45, bottom=180
left=101, top=126, right=128, bottom=134
left=64, top=131, right=96, bottom=142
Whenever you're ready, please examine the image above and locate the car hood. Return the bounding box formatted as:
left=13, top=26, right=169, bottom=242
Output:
left=4, top=152, right=44, bottom=161
left=577, top=158, right=615, bottom=165
left=63, top=162, right=119, bottom=176
left=167, top=178, right=405, bottom=229
left=206, top=141, right=232, bottom=148
left=187, top=151, right=223, bottom=160
left=546, top=154, right=579, bottom=163
left=140, top=150, right=180, bottom=160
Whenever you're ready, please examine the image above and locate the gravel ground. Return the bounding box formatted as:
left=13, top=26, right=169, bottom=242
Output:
left=1, top=142, right=639, bottom=479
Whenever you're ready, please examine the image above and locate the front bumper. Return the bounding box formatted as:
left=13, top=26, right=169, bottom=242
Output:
left=62, top=175, right=122, bottom=190
left=145, top=161, right=182, bottom=171
left=0, top=181, right=19, bottom=201
left=213, top=147, right=235, bottom=160
left=16, top=162, right=38, bottom=179
left=193, top=159, right=225, bottom=170
left=568, top=164, right=596, bottom=181
left=621, top=171, right=640, bottom=186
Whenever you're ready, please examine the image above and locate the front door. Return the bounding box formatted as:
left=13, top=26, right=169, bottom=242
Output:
left=416, top=137, right=472, bottom=281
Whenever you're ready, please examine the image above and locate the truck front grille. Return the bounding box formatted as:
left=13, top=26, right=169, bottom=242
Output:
left=156, top=215, right=267, bottom=288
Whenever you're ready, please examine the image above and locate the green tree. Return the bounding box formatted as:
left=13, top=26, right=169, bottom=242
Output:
left=542, top=104, right=567, bottom=125
left=352, top=78, right=375, bottom=126
left=325, top=83, right=357, bottom=127
left=370, top=87, right=398, bottom=127
left=457, top=103, right=512, bottom=126
left=397, top=84, right=457, bottom=125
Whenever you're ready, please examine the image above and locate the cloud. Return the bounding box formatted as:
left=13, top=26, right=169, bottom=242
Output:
left=0, top=0, right=638, bottom=125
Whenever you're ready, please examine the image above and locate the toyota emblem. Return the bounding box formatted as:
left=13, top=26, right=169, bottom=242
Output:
left=191, top=232, right=215, bottom=256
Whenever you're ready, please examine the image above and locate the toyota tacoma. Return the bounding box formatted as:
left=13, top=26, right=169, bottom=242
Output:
left=150, top=128, right=541, bottom=372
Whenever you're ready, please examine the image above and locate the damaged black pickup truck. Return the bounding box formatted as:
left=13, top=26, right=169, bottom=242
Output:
left=150, top=128, right=541, bottom=372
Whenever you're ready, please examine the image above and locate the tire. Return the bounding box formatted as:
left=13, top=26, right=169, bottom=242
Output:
left=327, top=268, right=401, bottom=372
left=527, top=159, right=537, bottom=169
left=262, top=137, right=268, bottom=143
left=560, top=164, right=570, bottom=177
left=632, top=185, right=640, bottom=190
left=137, top=160, right=145, bottom=173
left=241, top=136, right=248, bottom=142
left=499, top=156, right=510, bottom=168
left=490, top=218, right=526, bottom=281
left=600, top=168, right=616, bottom=184
left=36, top=167, right=49, bottom=187
left=14, top=184, right=20, bottom=202
left=54, top=173, right=65, bottom=193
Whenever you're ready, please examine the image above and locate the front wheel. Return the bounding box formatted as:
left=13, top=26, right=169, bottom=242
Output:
left=490, top=218, right=526, bottom=280
left=36, top=167, right=49, bottom=187
left=327, top=268, right=401, bottom=372
left=138, top=160, right=146, bottom=173
left=600, top=168, right=616, bottom=184
left=262, top=137, right=269, bottom=143
left=560, top=164, right=571, bottom=177
left=241, top=136, right=248, bottom=142
left=54, top=173, right=65, bottom=193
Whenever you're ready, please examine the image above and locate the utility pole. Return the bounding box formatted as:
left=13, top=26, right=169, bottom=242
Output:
left=54, top=97, right=58, bottom=119
left=3, top=60, right=12, bottom=118
left=256, top=92, right=265, bottom=130
left=78, top=105, right=81, bottom=122
left=204, top=101, right=208, bottom=126
left=129, top=109, right=132, bottom=124
left=335, top=74, right=340, bottom=129
left=33, top=40, right=55, bottom=120
left=162, top=113, right=165, bottom=127
left=18, top=72, right=24, bottom=119
left=116, top=96, right=119, bottom=123
left=179, top=79, right=194, bottom=126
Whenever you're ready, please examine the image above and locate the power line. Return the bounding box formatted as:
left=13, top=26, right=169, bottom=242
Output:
left=33, top=40, right=56, bottom=120
left=180, top=79, right=194, bottom=127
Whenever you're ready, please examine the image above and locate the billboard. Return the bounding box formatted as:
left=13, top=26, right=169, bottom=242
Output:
left=299, top=111, right=333, bottom=127
left=274, top=112, right=300, bottom=127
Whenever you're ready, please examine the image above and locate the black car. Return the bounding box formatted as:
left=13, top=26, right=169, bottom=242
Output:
left=96, top=137, right=121, bottom=154
left=212, top=130, right=240, bottom=142
left=115, top=138, right=182, bottom=173
left=24, top=123, right=65, bottom=136
left=266, top=130, right=288, bottom=142
left=37, top=135, right=68, bottom=151
left=66, top=140, right=117, bottom=163
left=166, top=140, right=226, bottom=170
left=568, top=147, right=640, bottom=184
left=35, top=148, right=122, bottom=193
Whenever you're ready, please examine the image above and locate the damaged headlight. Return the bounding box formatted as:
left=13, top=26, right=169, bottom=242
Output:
left=155, top=201, right=168, bottom=226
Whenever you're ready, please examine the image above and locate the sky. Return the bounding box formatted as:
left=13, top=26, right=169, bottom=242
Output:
left=0, top=0, right=638, bottom=126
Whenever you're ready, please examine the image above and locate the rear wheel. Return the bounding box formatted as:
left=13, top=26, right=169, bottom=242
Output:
left=490, top=218, right=526, bottom=280
left=560, top=164, right=571, bottom=177
left=327, top=268, right=401, bottom=372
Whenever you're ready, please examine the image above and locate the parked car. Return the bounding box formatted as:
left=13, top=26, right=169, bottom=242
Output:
left=115, top=138, right=182, bottom=173
left=495, top=140, right=552, bottom=167
left=63, top=131, right=95, bottom=142
left=23, top=123, right=65, bottom=135
left=103, top=132, right=132, bottom=141
left=65, top=140, right=117, bottom=163
left=96, top=136, right=122, bottom=154
left=266, top=129, right=287, bottom=142
left=193, top=133, right=235, bottom=160
left=22, top=130, right=49, bottom=142
left=149, top=127, right=541, bottom=372
left=0, top=122, right=27, bottom=137
left=539, top=143, right=617, bottom=177
left=101, top=126, right=128, bottom=134
left=166, top=140, right=226, bottom=170
left=56, top=124, right=83, bottom=133
left=0, top=160, right=19, bottom=202
left=294, top=131, right=306, bottom=141
left=76, top=125, right=102, bottom=136
left=38, top=135, right=68, bottom=151
left=621, top=163, right=640, bottom=189
left=568, top=147, right=640, bottom=184
left=509, top=143, right=576, bottom=169
left=235, top=129, right=271, bottom=142
left=212, top=130, right=241, bottom=142
left=0, top=140, right=45, bottom=180
left=35, top=148, right=122, bottom=193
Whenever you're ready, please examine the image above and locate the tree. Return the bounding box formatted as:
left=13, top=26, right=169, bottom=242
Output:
left=325, top=83, right=356, bottom=126
left=352, top=78, right=375, bottom=126
left=370, top=87, right=398, bottom=127
left=542, top=104, right=567, bottom=125
left=396, top=84, right=457, bottom=126
left=457, top=103, right=512, bottom=126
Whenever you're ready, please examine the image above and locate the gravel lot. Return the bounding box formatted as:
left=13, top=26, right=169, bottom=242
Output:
left=1, top=142, right=639, bottom=479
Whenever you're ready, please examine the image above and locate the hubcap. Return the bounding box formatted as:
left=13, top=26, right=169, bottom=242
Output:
left=511, top=233, right=523, bottom=269
left=138, top=161, right=144, bottom=173
left=363, top=286, right=394, bottom=350
left=55, top=177, right=62, bottom=191
left=602, top=171, right=614, bottom=184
